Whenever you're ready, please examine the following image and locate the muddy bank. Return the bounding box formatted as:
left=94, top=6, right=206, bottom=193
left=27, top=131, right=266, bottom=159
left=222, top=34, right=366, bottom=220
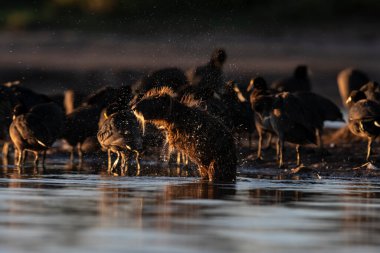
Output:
left=239, top=128, right=380, bottom=180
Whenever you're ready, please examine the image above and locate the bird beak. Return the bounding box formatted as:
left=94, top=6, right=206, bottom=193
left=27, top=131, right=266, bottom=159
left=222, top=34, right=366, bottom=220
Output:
left=12, top=115, right=16, bottom=120
left=103, top=112, right=108, bottom=119
left=247, top=79, right=254, bottom=92
left=346, top=96, right=352, bottom=104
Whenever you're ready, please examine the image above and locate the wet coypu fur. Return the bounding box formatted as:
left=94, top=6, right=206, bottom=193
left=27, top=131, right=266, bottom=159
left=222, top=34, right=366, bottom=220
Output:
left=132, top=87, right=237, bottom=182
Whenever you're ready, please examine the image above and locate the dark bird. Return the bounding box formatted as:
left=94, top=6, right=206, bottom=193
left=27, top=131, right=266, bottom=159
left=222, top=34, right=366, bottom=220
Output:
left=62, top=86, right=117, bottom=162
left=268, top=92, right=317, bottom=168
left=186, top=48, right=227, bottom=92
left=132, top=67, right=187, bottom=95
left=359, top=81, right=380, bottom=102
left=62, top=104, right=102, bottom=162
left=82, top=86, right=117, bottom=107
left=219, top=81, right=255, bottom=147
left=97, top=103, right=142, bottom=175
left=248, top=77, right=277, bottom=160
left=1, top=82, right=52, bottom=157
left=293, top=91, right=344, bottom=150
left=9, top=102, right=64, bottom=167
left=5, top=82, right=51, bottom=109
left=176, top=82, right=215, bottom=101
left=0, top=86, right=17, bottom=158
left=132, top=87, right=237, bottom=182
left=337, top=68, right=369, bottom=107
left=346, top=90, right=380, bottom=164
left=247, top=76, right=276, bottom=96
left=272, top=65, right=311, bottom=92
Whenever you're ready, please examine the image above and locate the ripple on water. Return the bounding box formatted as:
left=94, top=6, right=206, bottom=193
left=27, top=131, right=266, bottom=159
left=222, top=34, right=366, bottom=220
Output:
left=0, top=164, right=380, bottom=253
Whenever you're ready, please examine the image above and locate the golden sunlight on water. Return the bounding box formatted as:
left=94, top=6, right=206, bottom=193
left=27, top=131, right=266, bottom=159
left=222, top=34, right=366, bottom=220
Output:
left=0, top=162, right=380, bottom=253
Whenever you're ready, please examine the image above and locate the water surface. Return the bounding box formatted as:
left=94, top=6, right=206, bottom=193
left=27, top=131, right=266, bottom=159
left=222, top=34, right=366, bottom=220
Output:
left=0, top=161, right=379, bottom=253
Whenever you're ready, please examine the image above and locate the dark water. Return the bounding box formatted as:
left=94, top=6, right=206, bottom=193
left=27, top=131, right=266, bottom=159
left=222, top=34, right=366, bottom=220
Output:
left=0, top=160, right=380, bottom=253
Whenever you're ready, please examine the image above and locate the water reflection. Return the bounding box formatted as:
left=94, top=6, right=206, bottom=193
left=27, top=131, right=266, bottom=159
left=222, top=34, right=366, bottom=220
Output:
left=0, top=163, right=379, bottom=253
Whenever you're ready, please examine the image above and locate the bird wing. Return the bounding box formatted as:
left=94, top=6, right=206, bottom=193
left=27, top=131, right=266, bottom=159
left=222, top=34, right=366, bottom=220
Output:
left=14, top=115, right=52, bottom=147
left=30, top=102, right=64, bottom=138
left=295, top=92, right=343, bottom=122
left=349, top=100, right=380, bottom=121
left=280, top=93, right=314, bottom=129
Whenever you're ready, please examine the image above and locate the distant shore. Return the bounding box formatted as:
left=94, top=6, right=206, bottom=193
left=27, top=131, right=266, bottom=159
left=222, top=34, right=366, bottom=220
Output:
left=0, top=30, right=379, bottom=105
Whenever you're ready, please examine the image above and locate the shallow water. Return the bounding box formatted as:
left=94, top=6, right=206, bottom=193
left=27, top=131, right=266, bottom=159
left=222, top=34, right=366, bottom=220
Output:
left=0, top=160, right=380, bottom=253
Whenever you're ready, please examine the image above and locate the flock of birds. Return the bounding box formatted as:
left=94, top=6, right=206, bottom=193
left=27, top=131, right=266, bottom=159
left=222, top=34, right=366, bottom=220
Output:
left=0, top=48, right=379, bottom=182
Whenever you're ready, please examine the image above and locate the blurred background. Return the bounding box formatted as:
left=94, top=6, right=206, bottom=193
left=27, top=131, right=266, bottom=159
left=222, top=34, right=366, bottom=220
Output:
left=1, top=0, right=379, bottom=104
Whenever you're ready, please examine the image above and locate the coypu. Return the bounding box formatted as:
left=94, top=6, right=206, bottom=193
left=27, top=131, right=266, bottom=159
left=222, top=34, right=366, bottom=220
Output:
left=293, top=91, right=344, bottom=150
left=9, top=102, right=64, bottom=167
left=132, top=87, right=237, bottom=182
left=337, top=68, right=369, bottom=107
left=186, top=48, right=227, bottom=92
left=97, top=103, right=142, bottom=175
left=272, top=65, right=311, bottom=92
left=179, top=81, right=254, bottom=147
left=346, top=90, right=380, bottom=164
left=248, top=77, right=277, bottom=160
left=259, top=92, right=317, bottom=168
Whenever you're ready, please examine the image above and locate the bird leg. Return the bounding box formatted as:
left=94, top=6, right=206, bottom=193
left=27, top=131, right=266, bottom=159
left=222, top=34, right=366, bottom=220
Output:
left=2, top=142, right=9, bottom=158
left=122, top=153, right=130, bottom=176
left=198, top=165, right=209, bottom=180
left=263, top=133, right=273, bottom=150
left=181, top=152, right=187, bottom=165
left=42, top=151, right=46, bottom=168
left=107, top=149, right=112, bottom=172
left=120, top=152, right=125, bottom=176
left=296, top=145, right=301, bottom=166
left=255, top=132, right=263, bottom=161
left=134, top=151, right=141, bottom=176
left=277, top=138, right=285, bottom=168
left=111, top=151, right=120, bottom=173
left=351, top=138, right=377, bottom=170
left=366, top=138, right=373, bottom=162
left=316, top=128, right=323, bottom=150
left=21, top=150, right=26, bottom=166
left=70, top=147, right=75, bottom=163
left=316, top=128, right=330, bottom=156
left=33, top=151, right=39, bottom=167
left=176, top=151, right=182, bottom=168
left=77, top=143, right=83, bottom=164
left=16, top=149, right=22, bottom=166
left=353, top=162, right=371, bottom=170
